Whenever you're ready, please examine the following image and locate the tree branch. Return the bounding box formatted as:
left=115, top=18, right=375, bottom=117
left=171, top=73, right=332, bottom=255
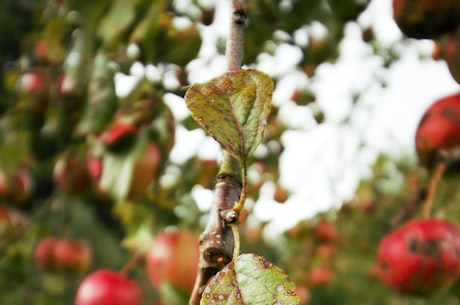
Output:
left=188, top=1, right=247, bottom=304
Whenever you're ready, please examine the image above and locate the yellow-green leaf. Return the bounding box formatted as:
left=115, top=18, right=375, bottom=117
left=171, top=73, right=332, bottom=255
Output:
left=185, top=69, right=273, bottom=163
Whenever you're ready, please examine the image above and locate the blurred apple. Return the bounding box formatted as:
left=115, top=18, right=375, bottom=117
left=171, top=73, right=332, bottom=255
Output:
left=307, top=266, right=334, bottom=287
left=54, top=239, right=92, bottom=273
left=34, top=237, right=92, bottom=273
left=314, top=220, right=341, bottom=244
left=146, top=229, right=199, bottom=293
left=20, top=70, right=47, bottom=95
left=392, top=0, right=460, bottom=39
left=53, top=152, right=92, bottom=194
left=75, top=269, right=142, bottom=305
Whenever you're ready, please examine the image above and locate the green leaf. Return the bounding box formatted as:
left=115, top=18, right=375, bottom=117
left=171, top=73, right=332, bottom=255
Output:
left=98, top=0, right=138, bottom=44
left=185, top=69, right=273, bottom=163
left=201, top=253, right=299, bottom=305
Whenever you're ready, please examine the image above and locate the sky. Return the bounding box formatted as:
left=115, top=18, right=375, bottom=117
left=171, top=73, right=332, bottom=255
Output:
left=117, top=0, right=460, bottom=237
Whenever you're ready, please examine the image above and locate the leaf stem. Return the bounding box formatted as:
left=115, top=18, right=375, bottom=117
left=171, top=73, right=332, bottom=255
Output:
left=230, top=224, right=240, bottom=260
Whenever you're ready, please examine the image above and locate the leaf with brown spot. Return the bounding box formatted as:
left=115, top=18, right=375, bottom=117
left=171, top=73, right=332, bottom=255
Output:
left=200, top=253, right=299, bottom=305
left=185, top=69, right=273, bottom=164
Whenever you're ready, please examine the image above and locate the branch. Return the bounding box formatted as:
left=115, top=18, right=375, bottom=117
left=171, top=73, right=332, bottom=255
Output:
left=226, top=0, right=247, bottom=71
left=189, top=1, right=247, bottom=304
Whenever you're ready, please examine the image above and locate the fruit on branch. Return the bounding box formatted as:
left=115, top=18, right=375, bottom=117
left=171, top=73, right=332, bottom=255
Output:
left=146, top=229, right=199, bottom=293
left=53, top=152, right=92, bottom=194
left=415, top=93, right=460, bottom=168
left=0, top=205, right=27, bottom=230
left=75, top=269, right=142, bottom=305
left=445, top=28, right=460, bottom=84
left=20, top=70, right=48, bottom=95
left=100, top=121, right=139, bottom=151
left=314, top=220, right=341, bottom=244
left=392, top=0, right=460, bottom=39
left=34, top=237, right=92, bottom=273
left=376, top=219, right=460, bottom=295
left=307, top=266, right=335, bottom=287
left=87, top=142, right=161, bottom=200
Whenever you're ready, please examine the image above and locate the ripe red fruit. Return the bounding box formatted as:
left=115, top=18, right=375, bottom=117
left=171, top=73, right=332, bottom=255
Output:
left=146, top=229, right=199, bottom=293
left=20, top=71, right=47, bottom=94
left=307, top=266, right=334, bottom=287
left=377, top=219, right=460, bottom=295
left=445, top=28, right=460, bottom=84
left=54, top=239, right=92, bottom=273
left=128, top=143, right=161, bottom=199
left=101, top=122, right=139, bottom=150
left=34, top=238, right=92, bottom=273
left=392, top=0, right=460, bottom=39
left=35, top=237, right=58, bottom=270
left=314, top=220, right=341, bottom=244
left=415, top=93, right=460, bottom=167
left=53, top=153, right=92, bottom=194
left=75, top=269, right=142, bottom=305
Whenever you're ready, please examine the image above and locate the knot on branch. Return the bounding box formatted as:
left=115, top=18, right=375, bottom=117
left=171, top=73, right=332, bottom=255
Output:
left=232, top=9, right=247, bottom=25
left=221, top=208, right=239, bottom=224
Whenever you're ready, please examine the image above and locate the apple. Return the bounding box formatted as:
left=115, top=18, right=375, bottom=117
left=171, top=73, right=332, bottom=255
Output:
left=377, top=218, right=460, bottom=295
left=445, top=28, right=460, bottom=84
left=20, top=70, right=47, bottom=94
left=146, top=229, right=199, bottom=293
left=392, top=0, right=460, bottom=39
left=101, top=122, right=139, bottom=150
left=127, top=143, right=161, bottom=200
left=307, top=266, right=334, bottom=287
left=54, top=239, right=92, bottom=273
left=75, top=269, right=142, bottom=305
left=53, top=153, right=92, bottom=194
left=34, top=237, right=92, bottom=273
left=35, top=237, right=58, bottom=271
left=314, top=220, right=341, bottom=244
left=415, top=93, right=460, bottom=167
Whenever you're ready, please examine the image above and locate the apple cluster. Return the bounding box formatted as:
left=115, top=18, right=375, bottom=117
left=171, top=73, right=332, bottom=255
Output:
left=34, top=237, right=92, bottom=274
left=374, top=3, right=460, bottom=294
left=72, top=229, right=199, bottom=305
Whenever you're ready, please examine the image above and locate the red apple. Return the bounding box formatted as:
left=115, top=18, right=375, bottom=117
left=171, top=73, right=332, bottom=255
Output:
left=377, top=218, right=460, bottom=295
left=314, top=220, right=341, bottom=244
left=35, top=237, right=58, bottom=270
left=75, top=269, right=142, bottom=305
left=20, top=70, right=47, bottom=94
left=392, top=0, right=460, bottom=39
left=146, top=229, right=199, bottom=293
left=53, top=153, right=91, bottom=194
left=445, top=28, right=460, bottom=84
left=127, top=143, right=161, bottom=200
left=54, top=239, right=92, bottom=273
left=101, top=122, right=139, bottom=150
left=34, top=237, right=92, bottom=273
left=307, top=266, right=334, bottom=287
left=415, top=93, right=460, bottom=167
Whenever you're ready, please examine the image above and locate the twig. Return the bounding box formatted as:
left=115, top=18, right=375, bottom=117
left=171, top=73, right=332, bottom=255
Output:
left=188, top=1, right=247, bottom=304
left=421, top=162, right=446, bottom=218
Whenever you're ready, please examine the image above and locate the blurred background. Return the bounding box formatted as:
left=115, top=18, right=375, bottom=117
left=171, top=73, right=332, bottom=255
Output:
left=1, top=0, right=460, bottom=304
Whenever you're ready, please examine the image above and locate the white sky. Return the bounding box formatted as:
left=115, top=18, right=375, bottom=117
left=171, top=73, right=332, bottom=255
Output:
left=118, top=0, right=460, bottom=237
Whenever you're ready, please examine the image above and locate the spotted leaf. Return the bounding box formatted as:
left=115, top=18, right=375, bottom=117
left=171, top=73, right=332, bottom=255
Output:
left=200, top=253, right=299, bottom=305
left=185, top=69, right=273, bottom=163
